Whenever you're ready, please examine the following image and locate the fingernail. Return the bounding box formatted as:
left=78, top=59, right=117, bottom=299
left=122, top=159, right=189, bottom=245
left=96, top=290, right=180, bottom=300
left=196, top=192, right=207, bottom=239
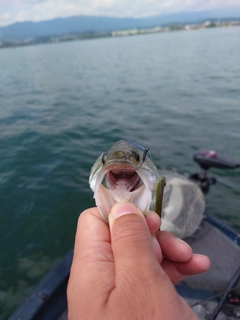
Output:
left=176, top=237, right=192, bottom=249
left=152, top=235, right=160, bottom=250
left=175, top=237, right=186, bottom=244
left=110, top=202, right=139, bottom=219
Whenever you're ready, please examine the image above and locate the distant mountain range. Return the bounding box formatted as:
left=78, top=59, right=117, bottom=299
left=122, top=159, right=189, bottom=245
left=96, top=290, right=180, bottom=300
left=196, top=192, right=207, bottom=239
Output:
left=0, top=7, right=240, bottom=42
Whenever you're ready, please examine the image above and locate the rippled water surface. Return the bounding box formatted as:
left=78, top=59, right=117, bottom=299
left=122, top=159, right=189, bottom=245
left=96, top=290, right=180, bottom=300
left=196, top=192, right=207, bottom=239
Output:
left=0, top=26, right=240, bottom=319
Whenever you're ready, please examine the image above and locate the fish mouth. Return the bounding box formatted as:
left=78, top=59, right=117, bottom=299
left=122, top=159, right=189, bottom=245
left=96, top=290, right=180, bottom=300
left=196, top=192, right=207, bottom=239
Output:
left=93, top=160, right=152, bottom=220
left=103, top=163, right=142, bottom=192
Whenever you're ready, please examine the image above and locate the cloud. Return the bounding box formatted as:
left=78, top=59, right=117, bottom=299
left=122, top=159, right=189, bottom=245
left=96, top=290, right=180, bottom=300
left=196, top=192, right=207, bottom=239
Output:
left=0, top=0, right=240, bottom=27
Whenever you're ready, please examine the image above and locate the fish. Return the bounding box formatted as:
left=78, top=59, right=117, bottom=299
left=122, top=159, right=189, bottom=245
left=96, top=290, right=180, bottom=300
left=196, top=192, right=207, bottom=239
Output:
left=89, top=139, right=165, bottom=221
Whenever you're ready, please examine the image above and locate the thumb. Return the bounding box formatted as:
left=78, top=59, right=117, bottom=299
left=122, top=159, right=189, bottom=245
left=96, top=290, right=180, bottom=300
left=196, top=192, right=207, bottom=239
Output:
left=109, top=202, right=160, bottom=281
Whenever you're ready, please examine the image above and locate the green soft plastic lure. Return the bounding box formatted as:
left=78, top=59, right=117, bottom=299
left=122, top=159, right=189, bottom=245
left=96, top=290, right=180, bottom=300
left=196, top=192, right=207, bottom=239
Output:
left=89, top=139, right=166, bottom=221
left=155, top=176, right=166, bottom=217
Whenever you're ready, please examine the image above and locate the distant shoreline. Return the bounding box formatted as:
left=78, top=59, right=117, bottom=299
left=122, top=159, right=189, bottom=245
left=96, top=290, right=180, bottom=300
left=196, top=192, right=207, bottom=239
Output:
left=0, top=19, right=239, bottom=50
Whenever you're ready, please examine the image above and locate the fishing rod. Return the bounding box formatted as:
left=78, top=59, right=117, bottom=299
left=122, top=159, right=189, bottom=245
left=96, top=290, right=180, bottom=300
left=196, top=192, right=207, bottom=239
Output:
left=209, top=266, right=240, bottom=320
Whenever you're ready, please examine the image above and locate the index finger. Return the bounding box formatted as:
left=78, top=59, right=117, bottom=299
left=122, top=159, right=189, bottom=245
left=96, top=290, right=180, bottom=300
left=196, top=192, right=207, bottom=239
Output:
left=72, top=207, right=112, bottom=263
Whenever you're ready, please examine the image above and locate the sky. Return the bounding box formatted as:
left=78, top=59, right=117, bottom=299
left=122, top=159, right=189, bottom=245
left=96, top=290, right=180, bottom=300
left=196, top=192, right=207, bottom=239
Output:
left=0, top=0, right=240, bottom=27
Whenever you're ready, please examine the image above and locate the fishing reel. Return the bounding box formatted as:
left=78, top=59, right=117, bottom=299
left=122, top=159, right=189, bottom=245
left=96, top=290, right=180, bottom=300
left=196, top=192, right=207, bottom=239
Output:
left=190, top=150, right=240, bottom=194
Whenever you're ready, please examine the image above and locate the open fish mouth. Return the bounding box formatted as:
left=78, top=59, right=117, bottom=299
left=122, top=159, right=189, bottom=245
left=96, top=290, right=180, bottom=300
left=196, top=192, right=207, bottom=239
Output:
left=103, top=163, right=142, bottom=192
left=89, top=140, right=159, bottom=221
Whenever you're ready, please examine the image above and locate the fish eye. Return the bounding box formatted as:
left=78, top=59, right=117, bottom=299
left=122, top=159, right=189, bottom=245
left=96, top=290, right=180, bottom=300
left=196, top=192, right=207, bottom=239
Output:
left=102, top=152, right=108, bottom=164
left=131, top=151, right=140, bottom=162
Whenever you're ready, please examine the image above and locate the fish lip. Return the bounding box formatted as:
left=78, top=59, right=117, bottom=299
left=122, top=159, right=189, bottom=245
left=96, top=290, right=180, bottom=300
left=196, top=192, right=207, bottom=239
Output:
left=102, top=161, right=139, bottom=172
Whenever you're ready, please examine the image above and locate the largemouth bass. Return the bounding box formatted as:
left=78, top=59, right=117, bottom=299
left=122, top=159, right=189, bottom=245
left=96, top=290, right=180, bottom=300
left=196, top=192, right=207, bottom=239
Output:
left=89, top=139, right=165, bottom=221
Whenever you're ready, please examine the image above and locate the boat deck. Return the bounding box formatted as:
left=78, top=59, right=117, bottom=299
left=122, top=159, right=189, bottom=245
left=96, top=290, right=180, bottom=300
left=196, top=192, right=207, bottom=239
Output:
left=177, top=216, right=240, bottom=319
left=184, top=216, right=240, bottom=292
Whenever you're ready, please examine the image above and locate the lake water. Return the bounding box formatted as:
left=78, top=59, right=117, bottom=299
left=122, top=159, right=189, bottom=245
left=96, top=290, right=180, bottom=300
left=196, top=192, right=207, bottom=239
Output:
left=0, top=26, right=240, bottom=319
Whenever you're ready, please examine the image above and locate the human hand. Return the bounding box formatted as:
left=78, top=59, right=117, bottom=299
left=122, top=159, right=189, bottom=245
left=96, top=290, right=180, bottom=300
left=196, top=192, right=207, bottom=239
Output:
left=144, top=208, right=210, bottom=284
left=67, top=203, right=210, bottom=320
